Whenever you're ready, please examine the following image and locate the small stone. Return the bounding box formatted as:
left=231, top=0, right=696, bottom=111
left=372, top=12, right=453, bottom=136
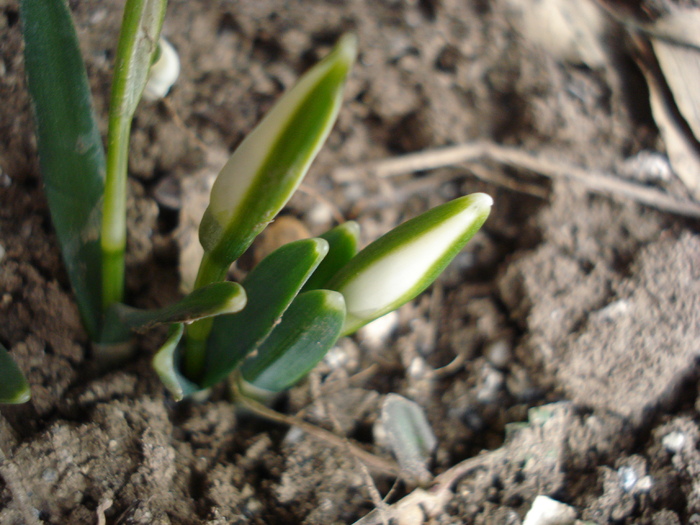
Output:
left=618, top=466, right=638, bottom=493
left=357, top=311, right=398, bottom=352
left=476, top=364, right=504, bottom=403
left=523, top=495, right=576, bottom=525
left=485, top=340, right=511, bottom=369
left=635, top=476, right=653, bottom=493
left=42, top=468, right=58, bottom=482
left=662, top=431, right=686, bottom=454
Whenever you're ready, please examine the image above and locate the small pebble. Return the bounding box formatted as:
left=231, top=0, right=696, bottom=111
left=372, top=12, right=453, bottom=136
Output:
left=305, top=202, right=334, bottom=227
left=42, top=468, right=58, bottom=482
left=407, top=356, right=430, bottom=380
left=619, top=150, right=672, bottom=183
left=662, top=431, right=686, bottom=454
left=476, top=364, right=504, bottom=403
left=357, top=311, right=398, bottom=352
left=635, top=476, right=654, bottom=493
left=461, top=407, right=485, bottom=432
left=523, top=495, right=576, bottom=525
left=618, top=466, right=638, bottom=493
left=485, top=339, right=511, bottom=369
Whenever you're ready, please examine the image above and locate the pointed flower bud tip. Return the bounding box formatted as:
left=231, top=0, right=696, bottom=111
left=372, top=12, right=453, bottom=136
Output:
left=199, top=34, right=357, bottom=266
left=331, top=193, right=492, bottom=335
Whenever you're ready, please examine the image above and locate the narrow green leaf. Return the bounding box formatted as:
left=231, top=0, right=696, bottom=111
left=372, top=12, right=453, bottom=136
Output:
left=301, top=221, right=360, bottom=292
left=152, top=324, right=200, bottom=401
left=328, top=193, right=493, bottom=335
left=0, top=343, right=31, bottom=404
left=195, top=34, right=357, bottom=285
left=239, top=290, right=346, bottom=397
left=106, top=281, right=246, bottom=333
left=198, top=238, right=329, bottom=388
left=101, top=0, right=168, bottom=309
left=21, top=0, right=106, bottom=340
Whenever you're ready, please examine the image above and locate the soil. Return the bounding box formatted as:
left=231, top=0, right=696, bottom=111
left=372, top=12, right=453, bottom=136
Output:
left=1, top=0, right=699, bottom=523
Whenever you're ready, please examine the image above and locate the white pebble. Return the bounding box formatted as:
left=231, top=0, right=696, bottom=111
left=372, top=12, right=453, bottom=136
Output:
left=485, top=339, right=511, bottom=369
left=662, top=431, right=686, bottom=454
left=357, top=311, right=398, bottom=351
left=523, top=495, right=576, bottom=525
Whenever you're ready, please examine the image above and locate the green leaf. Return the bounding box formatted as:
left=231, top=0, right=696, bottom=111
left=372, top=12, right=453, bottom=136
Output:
left=328, top=193, right=493, bottom=335
left=21, top=0, right=106, bottom=340
left=195, top=34, right=357, bottom=285
left=198, top=238, right=329, bottom=388
left=0, top=343, right=30, bottom=404
left=301, top=221, right=360, bottom=292
left=105, top=281, right=246, bottom=336
left=239, top=290, right=345, bottom=397
left=101, top=0, right=168, bottom=309
left=152, top=324, right=201, bottom=401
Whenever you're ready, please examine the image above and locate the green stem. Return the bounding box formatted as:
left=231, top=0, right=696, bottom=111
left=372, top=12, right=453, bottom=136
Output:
left=101, top=115, right=130, bottom=309
left=184, top=251, right=231, bottom=380
left=99, top=0, right=167, bottom=313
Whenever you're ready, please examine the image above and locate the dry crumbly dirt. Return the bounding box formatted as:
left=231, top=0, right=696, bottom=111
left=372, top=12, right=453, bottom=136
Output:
left=1, top=0, right=700, bottom=523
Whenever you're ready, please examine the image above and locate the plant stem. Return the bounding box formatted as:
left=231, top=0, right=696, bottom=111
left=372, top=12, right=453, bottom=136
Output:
left=99, top=0, right=167, bottom=313
left=183, top=252, right=231, bottom=380
left=101, top=116, right=130, bottom=310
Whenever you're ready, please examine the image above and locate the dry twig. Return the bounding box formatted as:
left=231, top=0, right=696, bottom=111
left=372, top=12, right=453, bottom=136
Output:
left=232, top=381, right=402, bottom=478
left=334, top=141, right=700, bottom=219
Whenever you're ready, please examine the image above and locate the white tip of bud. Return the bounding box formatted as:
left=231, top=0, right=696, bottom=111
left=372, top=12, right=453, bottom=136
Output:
left=333, top=193, right=492, bottom=335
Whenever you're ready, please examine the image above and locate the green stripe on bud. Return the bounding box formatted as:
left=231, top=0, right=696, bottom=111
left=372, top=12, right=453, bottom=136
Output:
left=198, top=34, right=357, bottom=274
left=328, top=193, right=493, bottom=335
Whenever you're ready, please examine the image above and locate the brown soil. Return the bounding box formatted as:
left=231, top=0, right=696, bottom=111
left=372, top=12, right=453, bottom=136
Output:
left=1, top=0, right=699, bottom=523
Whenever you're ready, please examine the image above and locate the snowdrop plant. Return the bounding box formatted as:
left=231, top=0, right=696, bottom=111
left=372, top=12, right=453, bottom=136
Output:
left=16, top=0, right=492, bottom=405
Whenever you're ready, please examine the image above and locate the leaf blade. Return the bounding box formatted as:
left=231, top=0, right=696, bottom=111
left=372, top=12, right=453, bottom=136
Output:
left=239, top=290, right=346, bottom=396
left=0, top=343, right=31, bottom=404
left=106, top=281, right=246, bottom=336
left=20, top=0, right=106, bottom=339
left=199, top=238, right=329, bottom=388
left=152, top=324, right=200, bottom=401
left=301, top=221, right=360, bottom=292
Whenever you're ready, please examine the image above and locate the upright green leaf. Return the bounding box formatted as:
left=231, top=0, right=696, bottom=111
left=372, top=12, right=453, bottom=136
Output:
left=239, top=290, right=346, bottom=398
left=101, top=0, right=168, bottom=309
left=21, top=0, right=106, bottom=340
left=198, top=238, right=329, bottom=388
left=0, top=343, right=30, bottom=404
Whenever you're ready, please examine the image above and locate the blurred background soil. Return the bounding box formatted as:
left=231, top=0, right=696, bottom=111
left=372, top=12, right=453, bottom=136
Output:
left=1, top=0, right=699, bottom=523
